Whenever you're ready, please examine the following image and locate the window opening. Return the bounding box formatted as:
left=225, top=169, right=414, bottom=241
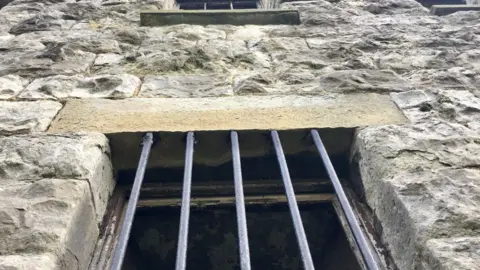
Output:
left=176, top=0, right=259, bottom=10
left=95, top=130, right=384, bottom=270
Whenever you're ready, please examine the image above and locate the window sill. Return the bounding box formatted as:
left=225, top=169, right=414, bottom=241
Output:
left=430, top=4, right=480, bottom=15
left=140, top=9, right=300, bottom=26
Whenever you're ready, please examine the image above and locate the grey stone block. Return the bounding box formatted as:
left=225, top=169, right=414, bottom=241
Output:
left=0, top=101, right=62, bottom=135
left=0, top=133, right=115, bottom=224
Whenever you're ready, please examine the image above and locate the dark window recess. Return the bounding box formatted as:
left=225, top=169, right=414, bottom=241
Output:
left=176, top=0, right=259, bottom=10
left=415, top=0, right=465, bottom=8
left=91, top=130, right=385, bottom=270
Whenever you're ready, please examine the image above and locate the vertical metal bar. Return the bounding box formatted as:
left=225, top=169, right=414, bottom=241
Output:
left=204, top=1, right=206, bottom=10
left=110, top=133, right=154, bottom=270
left=175, top=132, right=195, bottom=270
left=231, top=131, right=251, bottom=270
left=230, top=0, right=233, bottom=9
left=310, top=129, right=380, bottom=270
left=271, top=130, right=315, bottom=270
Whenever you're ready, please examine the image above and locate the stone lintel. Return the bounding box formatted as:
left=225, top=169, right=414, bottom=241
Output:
left=430, top=5, right=480, bottom=16
left=48, top=94, right=407, bottom=134
left=140, top=9, right=301, bottom=26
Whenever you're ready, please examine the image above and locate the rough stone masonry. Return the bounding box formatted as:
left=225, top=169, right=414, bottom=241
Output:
left=0, top=0, right=479, bottom=269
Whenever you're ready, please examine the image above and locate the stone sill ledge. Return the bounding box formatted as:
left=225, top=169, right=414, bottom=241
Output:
left=140, top=9, right=300, bottom=26
left=430, top=5, right=480, bottom=15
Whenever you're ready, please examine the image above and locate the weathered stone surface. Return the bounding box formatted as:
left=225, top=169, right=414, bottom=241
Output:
left=232, top=72, right=279, bottom=95
left=0, top=253, right=58, bottom=270
left=71, top=74, right=140, bottom=98
left=0, top=47, right=96, bottom=78
left=407, top=67, right=479, bottom=92
left=19, top=74, right=140, bottom=99
left=162, top=25, right=227, bottom=40
left=435, top=90, right=480, bottom=133
left=131, top=37, right=271, bottom=75
left=18, top=75, right=81, bottom=100
left=354, top=122, right=480, bottom=270
left=93, top=53, right=124, bottom=66
left=391, top=90, right=433, bottom=110
left=9, top=15, right=76, bottom=35
left=0, top=179, right=97, bottom=270
left=140, top=75, right=233, bottom=98
left=0, top=133, right=114, bottom=223
left=319, top=69, right=410, bottom=93
left=0, top=75, right=28, bottom=99
left=0, top=101, right=62, bottom=135
left=425, top=237, right=480, bottom=270
left=228, top=26, right=267, bottom=40
left=0, top=0, right=479, bottom=268
left=391, top=90, right=435, bottom=123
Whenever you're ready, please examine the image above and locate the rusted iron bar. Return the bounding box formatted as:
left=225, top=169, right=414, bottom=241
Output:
left=231, top=131, right=252, bottom=270
left=271, top=130, right=315, bottom=270
left=175, top=132, right=195, bottom=270
left=311, top=129, right=380, bottom=270
left=110, top=133, right=154, bottom=270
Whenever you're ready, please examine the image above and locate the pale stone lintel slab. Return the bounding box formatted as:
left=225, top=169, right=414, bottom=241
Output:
left=49, top=94, right=407, bottom=133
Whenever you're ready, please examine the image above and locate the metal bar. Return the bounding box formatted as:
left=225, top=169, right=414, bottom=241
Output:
left=231, top=131, right=252, bottom=270
left=310, top=129, right=380, bottom=270
left=175, top=132, right=195, bottom=270
left=230, top=0, right=233, bottom=9
left=271, top=130, right=315, bottom=270
left=110, top=133, right=154, bottom=270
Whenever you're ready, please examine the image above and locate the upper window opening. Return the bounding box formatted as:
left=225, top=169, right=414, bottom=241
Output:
left=176, top=0, right=259, bottom=10
left=141, top=0, right=300, bottom=25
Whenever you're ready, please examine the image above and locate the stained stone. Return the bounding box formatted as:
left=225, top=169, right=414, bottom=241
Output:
left=391, top=90, right=433, bottom=109
left=0, top=48, right=96, bottom=78
left=228, top=26, right=267, bottom=40
left=362, top=0, right=428, bottom=15
left=18, top=75, right=81, bottom=100
left=248, top=38, right=310, bottom=53
left=0, top=101, right=62, bottom=135
left=163, top=25, right=227, bottom=40
left=0, top=75, right=28, bottom=99
left=19, top=74, right=140, bottom=99
left=0, top=253, right=58, bottom=270
left=319, top=69, right=410, bottom=93
left=93, top=53, right=124, bottom=66
left=9, top=15, right=75, bottom=35
left=425, top=237, right=480, bottom=270
left=272, top=49, right=330, bottom=70
left=0, top=3, right=50, bottom=26
left=233, top=72, right=277, bottom=95
left=140, top=75, right=233, bottom=98
left=407, top=68, right=479, bottom=93
left=10, top=30, right=103, bottom=47
left=435, top=90, right=480, bottom=133
left=0, top=133, right=115, bottom=223
left=71, top=74, right=140, bottom=98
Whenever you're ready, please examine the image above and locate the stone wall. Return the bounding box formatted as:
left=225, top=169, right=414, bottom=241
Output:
left=0, top=0, right=479, bottom=269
